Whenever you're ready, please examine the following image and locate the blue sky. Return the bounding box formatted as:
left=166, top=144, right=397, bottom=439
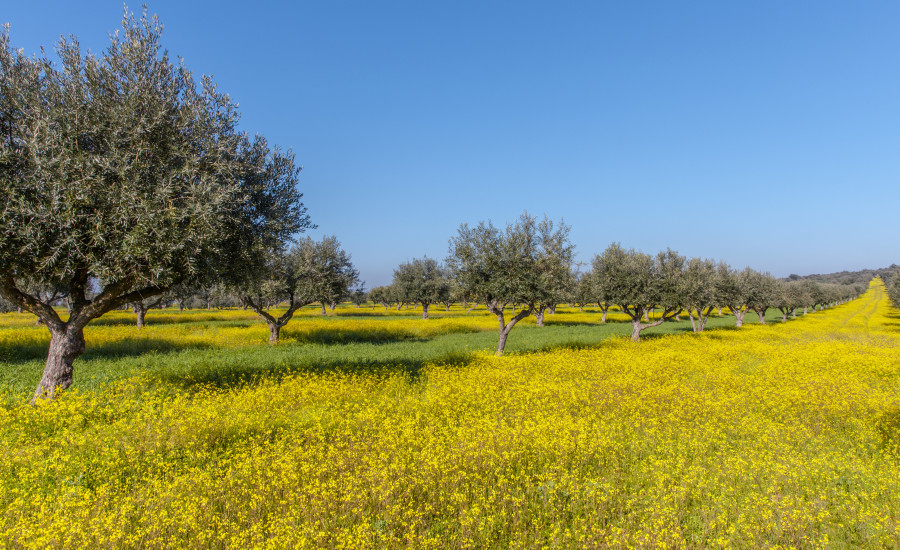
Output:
left=5, top=1, right=899, bottom=286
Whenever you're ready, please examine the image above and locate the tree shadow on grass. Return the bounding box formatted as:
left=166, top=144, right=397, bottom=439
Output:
left=0, top=325, right=438, bottom=366
left=149, top=348, right=479, bottom=392
left=284, top=326, right=431, bottom=346
left=89, top=317, right=258, bottom=328
left=0, top=338, right=217, bottom=365
left=881, top=310, right=900, bottom=331
left=540, top=319, right=630, bottom=328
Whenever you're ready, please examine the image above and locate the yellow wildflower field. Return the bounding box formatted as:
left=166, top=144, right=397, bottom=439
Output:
left=0, top=283, right=898, bottom=548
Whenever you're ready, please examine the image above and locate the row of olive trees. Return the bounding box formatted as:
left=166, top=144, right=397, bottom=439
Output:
left=370, top=213, right=862, bottom=353
left=582, top=246, right=862, bottom=341
left=366, top=259, right=454, bottom=319
left=889, top=270, right=900, bottom=307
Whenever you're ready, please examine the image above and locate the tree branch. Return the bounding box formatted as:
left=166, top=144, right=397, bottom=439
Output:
left=0, top=276, right=64, bottom=330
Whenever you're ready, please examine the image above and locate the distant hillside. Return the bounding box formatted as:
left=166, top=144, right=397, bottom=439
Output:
left=785, top=265, right=898, bottom=286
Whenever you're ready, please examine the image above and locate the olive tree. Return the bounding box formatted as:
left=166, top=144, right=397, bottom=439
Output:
left=774, top=280, right=809, bottom=321
left=368, top=286, right=392, bottom=310
left=303, top=236, right=359, bottom=314
left=587, top=255, right=617, bottom=323
left=532, top=218, right=576, bottom=327
left=447, top=213, right=574, bottom=355
left=392, top=257, right=449, bottom=319
left=680, top=257, right=718, bottom=332
left=744, top=269, right=777, bottom=324
left=234, top=243, right=320, bottom=345
left=350, top=285, right=368, bottom=308
left=130, top=295, right=169, bottom=328
left=799, top=280, right=824, bottom=314
left=888, top=270, right=900, bottom=306
left=593, top=243, right=684, bottom=342
left=573, top=272, right=592, bottom=312
left=0, top=11, right=309, bottom=400
left=716, top=264, right=751, bottom=327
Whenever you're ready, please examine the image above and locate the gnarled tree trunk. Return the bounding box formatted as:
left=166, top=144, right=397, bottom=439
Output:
left=754, top=308, right=767, bottom=324
left=492, top=303, right=532, bottom=356
left=688, top=307, right=713, bottom=332
left=268, top=322, right=281, bottom=345
left=535, top=308, right=545, bottom=327
left=626, top=305, right=678, bottom=342
left=33, top=325, right=86, bottom=402
left=422, top=303, right=430, bottom=319
left=731, top=306, right=748, bottom=327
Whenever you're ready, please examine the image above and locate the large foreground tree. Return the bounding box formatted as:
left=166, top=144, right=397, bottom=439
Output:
left=0, top=10, right=309, bottom=400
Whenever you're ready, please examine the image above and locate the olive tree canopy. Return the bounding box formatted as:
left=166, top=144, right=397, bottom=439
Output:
left=594, top=243, right=685, bottom=342
left=447, top=212, right=574, bottom=355
left=392, top=257, right=449, bottom=319
left=302, top=235, right=359, bottom=313
left=743, top=269, right=777, bottom=324
left=0, top=10, right=310, bottom=400
left=888, top=271, right=900, bottom=307
left=680, top=257, right=718, bottom=332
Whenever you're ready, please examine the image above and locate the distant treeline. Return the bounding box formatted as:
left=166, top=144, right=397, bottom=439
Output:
left=786, top=265, right=899, bottom=286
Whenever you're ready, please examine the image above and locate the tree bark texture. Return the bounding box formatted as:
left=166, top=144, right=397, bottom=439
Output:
left=731, top=306, right=747, bottom=327
left=422, top=303, right=429, bottom=320
left=625, top=306, right=677, bottom=342
left=268, top=322, right=281, bottom=345
left=755, top=309, right=766, bottom=324
left=33, top=326, right=86, bottom=402
left=133, top=303, right=147, bottom=328
left=493, top=304, right=532, bottom=356
left=688, top=307, right=713, bottom=332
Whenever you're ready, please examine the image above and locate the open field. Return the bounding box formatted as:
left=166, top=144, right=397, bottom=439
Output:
left=1, top=285, right=898, bottom=548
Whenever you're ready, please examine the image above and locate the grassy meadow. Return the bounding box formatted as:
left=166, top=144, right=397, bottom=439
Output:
left=1, top=285, right=898, bottom=548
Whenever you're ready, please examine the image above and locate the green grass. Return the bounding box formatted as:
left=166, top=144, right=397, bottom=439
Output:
left=1, top=305, right=788, bottom=399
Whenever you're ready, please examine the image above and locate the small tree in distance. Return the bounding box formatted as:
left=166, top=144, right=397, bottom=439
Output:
left=392, top=257, right=449, bottom=320
left=368, top=286, right=392, bottom=310
left=304, top=236, right=360, bottom=314
left=350, top=285, right=368, bottom=308
left=888, top=271, right=900, bottom=307
left=234, top=245, right=314, bottom=345
left=447, top=212, right=574, bottom=355
left=744, top=269, right=777, bottom=324
left=595, top=243, right=684, bottom=342
left=680, top=257, right=717, bottom=332
left=716, top=264, right=750, bottom=327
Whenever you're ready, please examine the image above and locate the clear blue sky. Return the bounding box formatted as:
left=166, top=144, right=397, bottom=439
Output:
left=5, top=1, right=899, bottom=286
